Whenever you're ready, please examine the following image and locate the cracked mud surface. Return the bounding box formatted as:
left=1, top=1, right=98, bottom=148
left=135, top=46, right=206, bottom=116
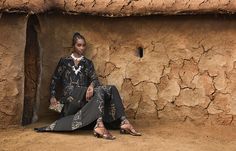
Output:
left=37, top=14, right=236, bottom=126
left=0, top=14, right=26, bottom=128
left=1, top=14, right=236, bottom=127
left=0, top=0, right=236, bottom=16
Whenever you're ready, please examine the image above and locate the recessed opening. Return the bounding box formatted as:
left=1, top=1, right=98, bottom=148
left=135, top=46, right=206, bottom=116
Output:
left=137, top=47, right=144, bottom=58
left=22, top=15, right=41, bottom=126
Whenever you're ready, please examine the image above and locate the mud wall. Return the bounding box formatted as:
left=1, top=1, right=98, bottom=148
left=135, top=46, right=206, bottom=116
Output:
left=1, top=13, right=236, bottom=128
left=37, top=14, right=236, bottom=125
left=1, top=0, right=236, bottom=16
left=0, top=14, right=26, bottom=128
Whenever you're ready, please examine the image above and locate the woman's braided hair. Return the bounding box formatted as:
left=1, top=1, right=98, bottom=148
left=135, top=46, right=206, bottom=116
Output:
left=72, top=32, right=86, bottom=46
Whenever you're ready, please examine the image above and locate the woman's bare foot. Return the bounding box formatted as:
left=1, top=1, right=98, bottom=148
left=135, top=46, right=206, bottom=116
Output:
left=120, top=119, right=142, bottom=136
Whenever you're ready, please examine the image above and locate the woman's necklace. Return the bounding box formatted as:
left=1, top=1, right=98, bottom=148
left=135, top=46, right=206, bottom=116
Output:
left=71, top=53, right=83, bottom=61
left=72, top=66, right=82, bottom=75
left=71, top=53, right=84, bottom=75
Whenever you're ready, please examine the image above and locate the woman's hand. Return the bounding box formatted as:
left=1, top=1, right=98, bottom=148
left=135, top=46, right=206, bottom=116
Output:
left=50, top=97, right=59, bottom=106
left=86, top=85, right=94, bottom=101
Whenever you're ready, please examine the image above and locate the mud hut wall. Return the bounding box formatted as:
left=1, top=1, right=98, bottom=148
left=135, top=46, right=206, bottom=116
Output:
left=1, top=0, right=236, bottom=15
left=1, top=13, right=236, bottom=128
left=37, top=14, right=236, bottom=125
left=0, top=14, right=27, bottom=128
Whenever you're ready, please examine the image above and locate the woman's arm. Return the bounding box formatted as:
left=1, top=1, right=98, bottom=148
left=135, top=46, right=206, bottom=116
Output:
left=88, top=61, right=101, bottom=88
left=50, top=58, right=65, bottom=98
left=86, top=60, right=100, bottom=101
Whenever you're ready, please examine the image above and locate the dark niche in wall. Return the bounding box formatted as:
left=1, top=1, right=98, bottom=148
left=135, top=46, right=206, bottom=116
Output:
left=22, top=15, right=41, bottom=126
left=137, top=47, right=144, bottom=58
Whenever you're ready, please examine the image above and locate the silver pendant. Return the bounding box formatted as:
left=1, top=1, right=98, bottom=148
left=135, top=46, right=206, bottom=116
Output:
left=72, top=66, right=82, bottom=75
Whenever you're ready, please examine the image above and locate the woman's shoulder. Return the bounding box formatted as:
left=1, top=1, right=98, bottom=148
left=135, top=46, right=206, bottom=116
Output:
left=58, top=55, right=72, bottom=61
left=55, top=55, right=72, bottom=65
left=82, top=56, right=93, bottom=64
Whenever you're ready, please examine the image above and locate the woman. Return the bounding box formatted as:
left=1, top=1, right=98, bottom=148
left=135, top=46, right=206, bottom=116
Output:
left=34, top=32, right=141, bottom=140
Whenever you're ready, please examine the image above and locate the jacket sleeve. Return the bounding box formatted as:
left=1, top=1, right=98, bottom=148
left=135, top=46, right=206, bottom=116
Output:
left=88, top=61, right=101, bottom=88
left=50, top=58, right=65, bottom=98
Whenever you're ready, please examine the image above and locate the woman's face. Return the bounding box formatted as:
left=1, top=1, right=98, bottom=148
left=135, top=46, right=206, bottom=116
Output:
left=74, top=38, right=86, bottom=55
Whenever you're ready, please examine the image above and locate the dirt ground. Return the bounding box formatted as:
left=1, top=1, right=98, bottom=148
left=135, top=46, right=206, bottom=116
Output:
left=0, top=119, right=236, bottom=151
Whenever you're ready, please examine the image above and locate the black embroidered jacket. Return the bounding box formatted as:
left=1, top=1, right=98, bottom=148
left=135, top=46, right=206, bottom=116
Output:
left=50, top=55, right=101, bottom=98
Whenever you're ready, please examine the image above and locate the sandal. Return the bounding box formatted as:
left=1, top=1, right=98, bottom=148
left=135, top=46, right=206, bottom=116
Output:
left=93, top=121, right=116, bottom=140
left=120, top=119, right=142, bottom=136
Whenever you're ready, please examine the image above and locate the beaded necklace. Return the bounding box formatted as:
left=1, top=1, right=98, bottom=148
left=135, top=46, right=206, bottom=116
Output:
left=71, top=53, right=83, bottom=75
